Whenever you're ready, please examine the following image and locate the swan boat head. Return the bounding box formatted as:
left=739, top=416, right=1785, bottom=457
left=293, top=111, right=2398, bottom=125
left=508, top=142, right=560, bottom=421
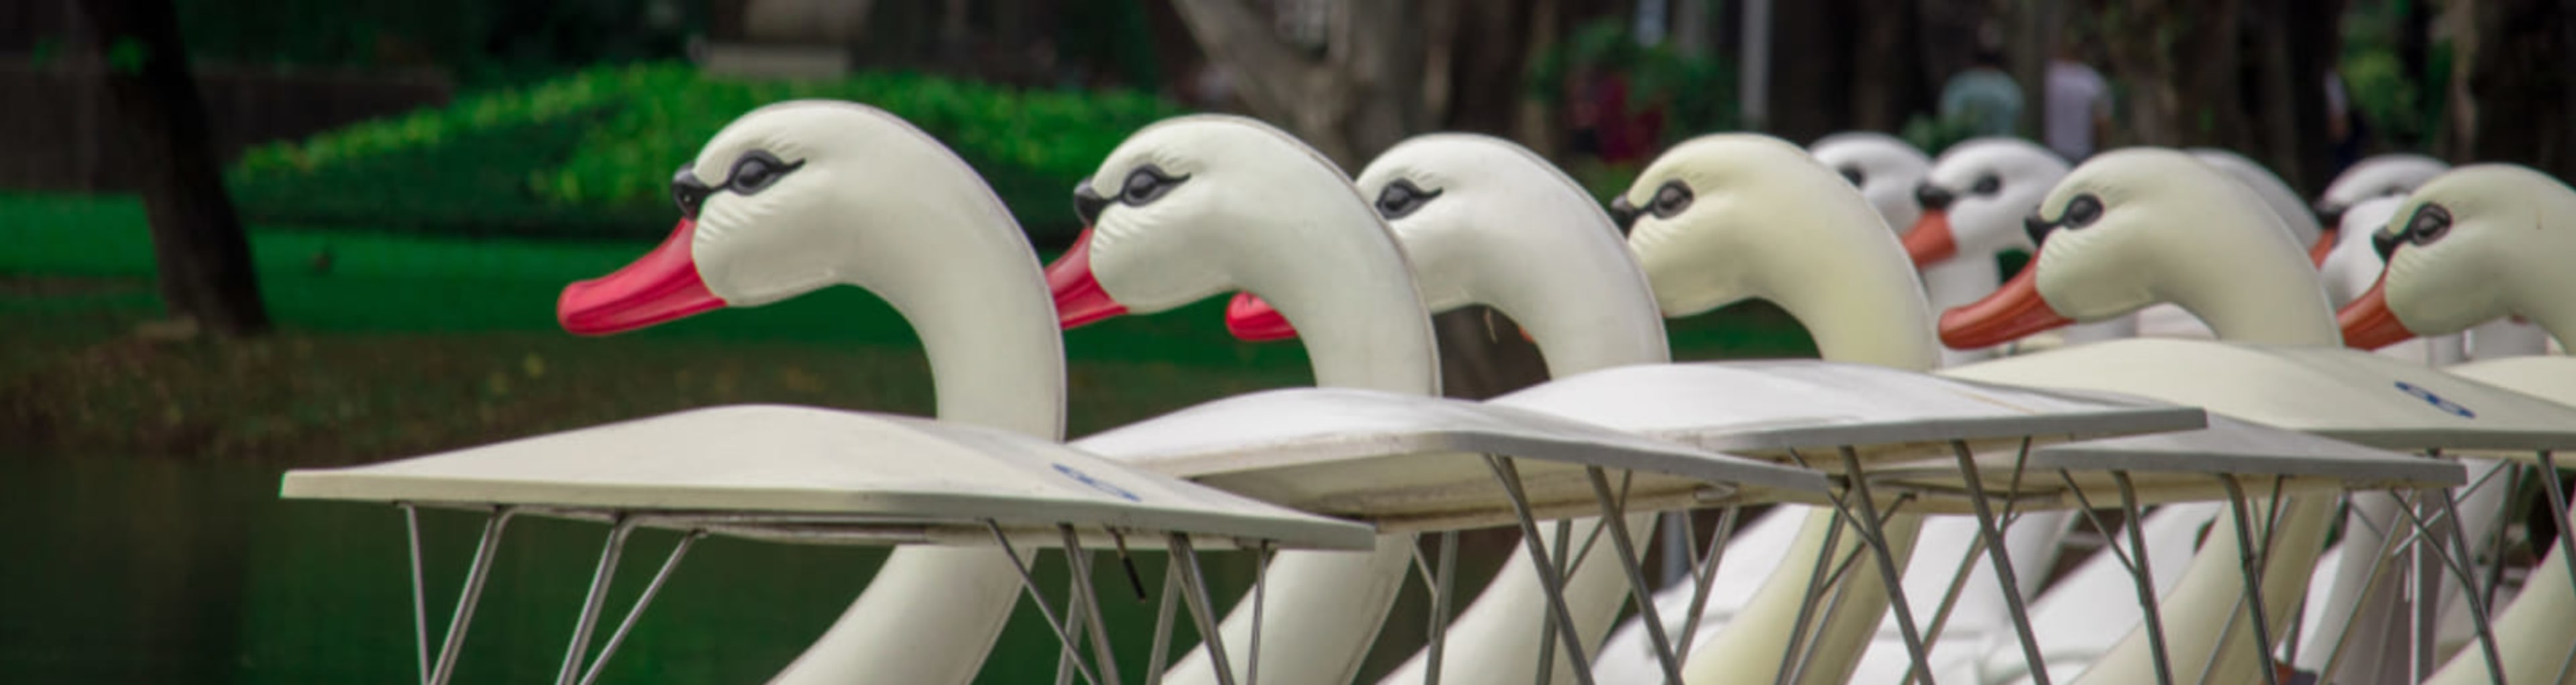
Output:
left=1941, top=147, right=2325, bottom=348
left=1902, top=137, right=2069, bottom=268
left=1220, top=133, right=1668, bottom=373
left=1811, top=131, right=1933, bottom=235
left=556, top=100, right=1044, bottom=333
left=1621, top=133, right=1937, bottom=370
left=2339, top=164, right=2576, bottom=348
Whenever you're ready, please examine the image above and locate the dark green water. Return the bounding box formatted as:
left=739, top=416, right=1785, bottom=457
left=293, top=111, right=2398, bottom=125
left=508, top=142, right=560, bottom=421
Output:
left=0, top=457, right=1242, bottom=684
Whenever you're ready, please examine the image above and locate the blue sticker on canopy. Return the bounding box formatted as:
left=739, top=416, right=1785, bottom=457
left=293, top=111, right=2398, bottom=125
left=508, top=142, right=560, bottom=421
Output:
left=2396, top=381, right=2476, bottom=419
left=1053, top=463, right=1143, bottom=502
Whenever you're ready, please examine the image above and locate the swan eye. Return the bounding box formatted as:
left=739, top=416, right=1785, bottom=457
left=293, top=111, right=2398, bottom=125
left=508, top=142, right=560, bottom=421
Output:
left=1649, top=180, right=1694, bottom=219
left=1120, top=164, right=1187, bottom=205
left=2027, top=193, right=2105, bottom=246
left=1972, top=174, right=2002, bottom=195
left=1837, top=166, right=1865, bottom=187
left=2061, top=194, right=2104, bottom=227
left=2378, top=202, right=2451, bottom=260
left=1375, top=178, right=1442, bottom=220
left=724, top=150, right=803, bottom=195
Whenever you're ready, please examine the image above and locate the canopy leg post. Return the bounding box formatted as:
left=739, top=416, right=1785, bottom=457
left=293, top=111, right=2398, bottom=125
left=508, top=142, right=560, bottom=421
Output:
left=1167, top=533, right=1239, bottom=685
left=2216, top=476, right=2284, bottom=685
left=2393, top=490, right=2508, bottom=684
left=986, top=521, right=1102, bottom=685
left=576, top=530, right=701, bottom=685
left=1144, top=550, right=1183, bottom=685
left=1772, top=499, right=1849, bottom=685
left=1481, top=454, right=1597, bottom=684
left=554, top=515, right=639, bottom=685
left=1837, top=446, right=1935, bottom=685
left=428, top=507, right=516, bottom=685
left=1588, top=467, right=1684, bottom=684
left=1248, top=541, right=1271, bottom=685
left=1423, top=531, right=1458, bottom=684
left=1674, top=506, right=1739, bottom=662
left=1949, top=441, right=2049, bottom=685
left=400, top=503, right=429, bottom=685
left=2110, top=472, right=2176, bottom=685
left=1059, top=525, right=1124, bottom=685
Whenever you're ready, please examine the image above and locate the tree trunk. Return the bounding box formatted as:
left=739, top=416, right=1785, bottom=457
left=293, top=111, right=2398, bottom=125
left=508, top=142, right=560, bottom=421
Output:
left=1849, top=0, right=1921, bottom=133
left=2457, top=0, right=2576, bottom=179
left=80, top=0, right=269, bottom=336
left=1166, top=0, right=1428, bottom=166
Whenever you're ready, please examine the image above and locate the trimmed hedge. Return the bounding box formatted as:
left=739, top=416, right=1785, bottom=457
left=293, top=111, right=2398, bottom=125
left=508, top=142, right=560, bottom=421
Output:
left=229, top=62, right=1186, bottom=242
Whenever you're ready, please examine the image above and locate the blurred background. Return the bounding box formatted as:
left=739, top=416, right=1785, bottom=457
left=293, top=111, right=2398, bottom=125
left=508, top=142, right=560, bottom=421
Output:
left=0, top=0, right=2567, bottom=682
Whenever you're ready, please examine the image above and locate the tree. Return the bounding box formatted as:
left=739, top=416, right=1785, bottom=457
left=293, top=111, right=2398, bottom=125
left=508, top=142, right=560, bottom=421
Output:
left=79, top=0, right=270, bottom=336
left=1165, top=0, right=1428, bottom=166
left=2448, top=0, right=2576, bottom=179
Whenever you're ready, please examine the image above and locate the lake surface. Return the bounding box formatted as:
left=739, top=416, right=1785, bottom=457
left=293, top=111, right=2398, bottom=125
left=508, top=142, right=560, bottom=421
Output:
left=0, top=456, right=1263, bottom=684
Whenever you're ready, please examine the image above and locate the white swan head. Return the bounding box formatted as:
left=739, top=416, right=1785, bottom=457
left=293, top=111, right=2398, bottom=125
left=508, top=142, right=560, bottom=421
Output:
left=1809, top=131, right=1931, bottom=235
left=1902, top=137, right=2068, bottom=266
left=2187, top=148, right=2326, bottom=252
left=1042, top=114, right=1386, bottom=325
left=2311, top=154, right=2450, bottom=266
left=1939, top=147, right=2294, bottom=348
left=1621, top=133, right=1902, bottom=317
left=1223, top=133, right=1643, bottom=342
left=558, top=101, right=1017, bottom=334
left=2337, top=164, right=2576, bottom=348
left=2315, top=196, right=2408, bottom=307
left=2315, top=154, right=2449, bottom=219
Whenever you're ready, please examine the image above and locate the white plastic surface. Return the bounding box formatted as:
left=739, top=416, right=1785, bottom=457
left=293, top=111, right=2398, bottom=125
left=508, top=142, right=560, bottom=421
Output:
left=282, top=405, right=1374, bottom=549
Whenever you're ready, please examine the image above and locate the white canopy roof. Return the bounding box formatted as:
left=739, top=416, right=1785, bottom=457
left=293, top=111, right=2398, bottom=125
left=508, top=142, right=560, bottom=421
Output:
left=280, top=405, right=1376, bottom=550
left=1942, top=339, right=2576, bottom=453
left=1868, top=416, right=2469, bottom=511
left=1486, top=360, right=2208, bottom=469
left=1073, top=387, right=1830, bottom=532
left=2443, top=356, right=2576, bottom=409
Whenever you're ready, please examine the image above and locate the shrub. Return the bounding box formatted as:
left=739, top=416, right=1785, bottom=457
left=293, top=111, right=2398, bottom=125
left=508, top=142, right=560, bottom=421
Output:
left=229, top=62, right=1186, bottom=242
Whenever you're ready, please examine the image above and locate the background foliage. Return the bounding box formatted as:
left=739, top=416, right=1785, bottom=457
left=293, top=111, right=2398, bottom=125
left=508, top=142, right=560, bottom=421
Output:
left=227, top=63, right=1185, bottom=242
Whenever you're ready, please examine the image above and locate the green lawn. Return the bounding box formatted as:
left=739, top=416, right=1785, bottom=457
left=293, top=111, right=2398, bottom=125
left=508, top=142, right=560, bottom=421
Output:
left=0, top=192, right=1815, bottom=465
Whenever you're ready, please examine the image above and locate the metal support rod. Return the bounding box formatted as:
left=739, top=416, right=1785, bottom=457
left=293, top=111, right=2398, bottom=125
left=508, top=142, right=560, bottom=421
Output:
left=1167, top=533, right=1240, bottom=685
left=1061, top=525, right=1124, bottom=685
left=1838, top=446, right=1935, bottom=685
left=2216, top=476, right=2283, bottom=685
left=1481, top=454, right=1597, bottom=684
left=1144, top=554, right=1183, bottom=685
left=555, top=515, right=639, bottom=685
left=576, top=531, right=702, bottom=685
left=1426, top=531, right=1458, bottom=684
left=2537, top=452, right=2576, bottom=600
left=401, top=503, right=429, bottom=685
left=2312, top=490, right=2420, bottom=685
left=1674, top=506, right=1740, bottom=662
left=2396, top=491, right=2508, bottom=684
left=1950, top=440, right=2050, bottom=685
left=985, top=521, right=1102, bottom=685
left=1249, top=541, right=1271, bottom=685
left=1773, top=502, right=1849, bottom=685
left=1536, top=518, right=1574, bottom=684
left=1915, top=527, right=1995, bottom=649
left=1588, top=467, right=1684, bottom=684
left=2111, top=472, right=2176, bottom=685
left=428, top=507, right=515, bottom=685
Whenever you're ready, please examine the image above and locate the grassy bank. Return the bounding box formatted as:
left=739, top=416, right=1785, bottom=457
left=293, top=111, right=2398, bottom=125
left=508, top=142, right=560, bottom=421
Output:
left=0, top=193, right=1814, bottom=466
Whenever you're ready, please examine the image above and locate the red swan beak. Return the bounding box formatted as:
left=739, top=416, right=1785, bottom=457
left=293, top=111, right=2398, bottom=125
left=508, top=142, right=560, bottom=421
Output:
left=1902, top=211, right=1959, bottom=266
left=2337, top=275, right=2416, bottom=350
left=2308, top=228, right=2339, bottom=267
left=1044, top=228, right=1130, bottom=329
left=558, top=218, right=724, bottom=335
left=1939, top=264, right=2073, bottom=349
